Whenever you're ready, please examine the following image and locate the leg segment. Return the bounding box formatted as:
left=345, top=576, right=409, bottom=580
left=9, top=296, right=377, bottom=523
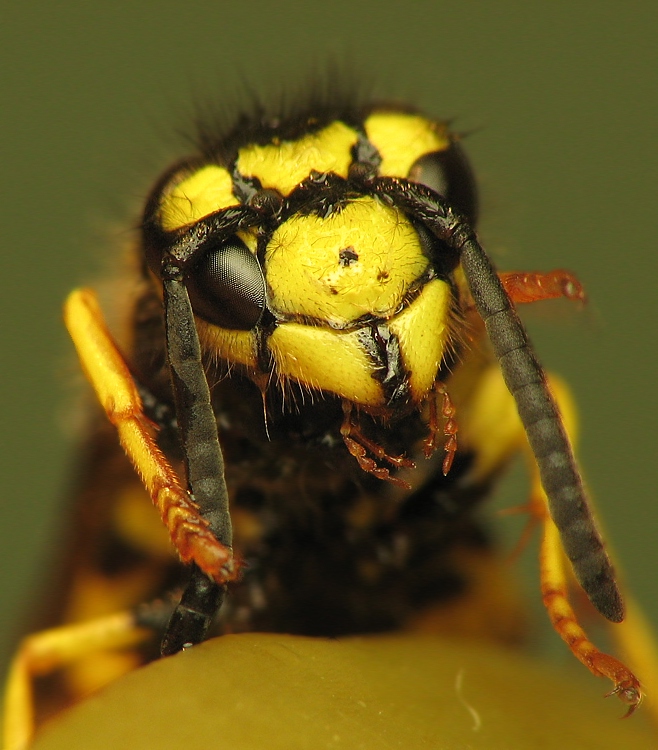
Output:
left=340, top=401, right=415, bottom=488
left=422, top=382, right=458, bottom=474
left=64, top=289, right=236, bottom=586
left=540, top=516, right=642, bottom=716
left=3, top=613, right=150, bottom=750
left=499, top=269, right=586, bottom=305
left=458, top=363, right=643, bottom=714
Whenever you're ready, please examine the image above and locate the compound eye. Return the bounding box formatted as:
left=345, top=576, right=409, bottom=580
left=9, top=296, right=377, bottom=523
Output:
left=186, top=236, right=266, bottom=330
left=409, top=141, right=478, bottom=226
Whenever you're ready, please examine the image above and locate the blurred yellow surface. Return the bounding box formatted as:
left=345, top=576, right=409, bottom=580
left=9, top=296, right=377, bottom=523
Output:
left=32, top=633, right=655, bottom=749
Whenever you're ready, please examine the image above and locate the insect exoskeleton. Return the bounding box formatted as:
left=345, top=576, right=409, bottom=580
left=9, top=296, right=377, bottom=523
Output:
left=2, top=101, right=645, bottom=750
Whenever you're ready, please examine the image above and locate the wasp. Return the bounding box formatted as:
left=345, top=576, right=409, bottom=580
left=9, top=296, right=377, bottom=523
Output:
left=3, top=95, right=645, bottom=749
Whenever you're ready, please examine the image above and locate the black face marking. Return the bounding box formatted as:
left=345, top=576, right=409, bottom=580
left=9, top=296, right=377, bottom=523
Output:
left=338, top=246, right=359, bottom=267
left=248, top=188, right=285, bottom=218
left=356, top=323, right=410, bottom=408
left=231, top=168, right=261, bottom=204
left=349, top=131, right=382, bottom=181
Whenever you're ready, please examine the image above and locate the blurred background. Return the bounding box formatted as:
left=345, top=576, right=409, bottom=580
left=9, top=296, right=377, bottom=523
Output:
left=1, top=0, right=656, bottom=713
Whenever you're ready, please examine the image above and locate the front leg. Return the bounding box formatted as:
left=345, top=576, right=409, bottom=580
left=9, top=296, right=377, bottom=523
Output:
left=457, top=362, right=644, bottom=714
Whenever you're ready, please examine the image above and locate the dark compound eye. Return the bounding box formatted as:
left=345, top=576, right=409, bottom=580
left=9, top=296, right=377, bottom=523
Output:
left=186, top=236, right=266, bottom=330
left=409, top=141, right=478, bottom=226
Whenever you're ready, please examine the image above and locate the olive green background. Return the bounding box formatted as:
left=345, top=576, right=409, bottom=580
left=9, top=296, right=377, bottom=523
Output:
left=1, top=0, right=656, bottom=698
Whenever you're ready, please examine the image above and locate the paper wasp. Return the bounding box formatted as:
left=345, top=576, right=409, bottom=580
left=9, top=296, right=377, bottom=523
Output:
left=3, top=95, right=646, bottom=749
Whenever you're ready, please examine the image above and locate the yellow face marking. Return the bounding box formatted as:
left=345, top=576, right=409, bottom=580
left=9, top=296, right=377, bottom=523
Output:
left=365, top=112, right=450, bottom=178
left=197, top=320, right=259, bottom=370
left=266, top=197, right=430, bottom=328
left=159, top=165, right=237, bottom=231
left=236, top=121, right=358, bottom=196
left=388, top=279, right=451, bottom=401
left=269, top=323, right=384, bottom=407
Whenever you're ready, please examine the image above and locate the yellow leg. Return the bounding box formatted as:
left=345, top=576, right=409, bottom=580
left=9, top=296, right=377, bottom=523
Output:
left=528, top=377, right=642, bottom=714
left=609, top=593, right=658, bottom=728
left=459, top=364, right=646, bottom=713
left=64, top=289, right=236, bottom=585
left=539, top=516, right=642, bottom=715
left=3, top=613, right=149, bottom=750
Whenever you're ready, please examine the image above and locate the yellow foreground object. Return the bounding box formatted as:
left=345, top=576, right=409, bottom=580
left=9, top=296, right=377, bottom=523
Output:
left=32, top=633, right=654, bottom=749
